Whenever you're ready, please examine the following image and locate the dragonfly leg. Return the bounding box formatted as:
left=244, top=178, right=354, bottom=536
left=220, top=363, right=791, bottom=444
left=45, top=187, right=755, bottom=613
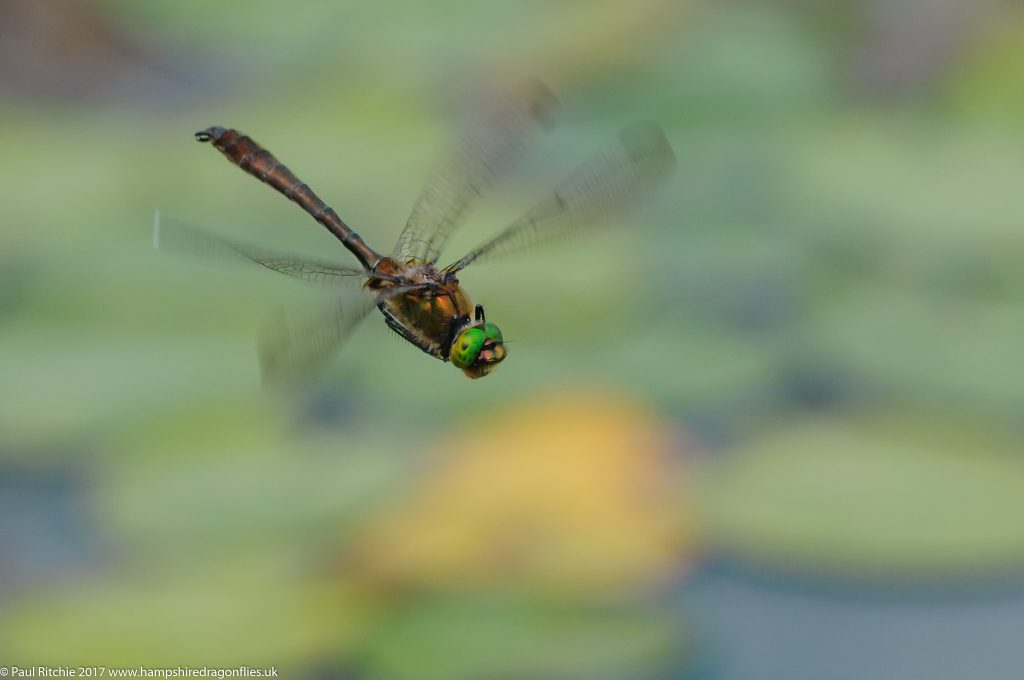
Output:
left=440, top=312, right=472, bottom=361
left=475, top=304, right=485, bottom=322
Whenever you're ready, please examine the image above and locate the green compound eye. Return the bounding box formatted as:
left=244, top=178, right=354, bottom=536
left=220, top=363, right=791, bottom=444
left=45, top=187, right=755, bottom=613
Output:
left=483, top=322, right=503, bottom=343
left=451, top=327, right=486, bottom=369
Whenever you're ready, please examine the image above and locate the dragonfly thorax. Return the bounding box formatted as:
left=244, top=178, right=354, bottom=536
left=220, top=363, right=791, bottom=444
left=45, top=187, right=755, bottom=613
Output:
left=369, top=258, right=505, bottom=377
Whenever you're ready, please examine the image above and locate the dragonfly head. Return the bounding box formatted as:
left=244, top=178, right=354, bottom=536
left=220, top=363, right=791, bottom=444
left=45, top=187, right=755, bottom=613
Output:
left=450, top=321, right=506, bottom=379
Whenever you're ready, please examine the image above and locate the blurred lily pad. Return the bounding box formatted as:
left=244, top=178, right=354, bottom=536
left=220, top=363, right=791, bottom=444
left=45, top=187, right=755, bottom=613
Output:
left=0, top=555, right=357, bottom=668
left=349, top=392, right=695, bottom=595
left=704, top=417, right=1024, bottom=577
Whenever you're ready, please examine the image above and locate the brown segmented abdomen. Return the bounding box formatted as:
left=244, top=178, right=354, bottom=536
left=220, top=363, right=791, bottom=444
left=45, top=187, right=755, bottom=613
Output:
left=195, top=126, right=383, bottom=272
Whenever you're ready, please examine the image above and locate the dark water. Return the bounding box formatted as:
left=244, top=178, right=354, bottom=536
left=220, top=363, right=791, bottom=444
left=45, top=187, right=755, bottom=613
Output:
left=0, top=462, right=100, bottom=594
left=680, top=561, right=1024, bottom=680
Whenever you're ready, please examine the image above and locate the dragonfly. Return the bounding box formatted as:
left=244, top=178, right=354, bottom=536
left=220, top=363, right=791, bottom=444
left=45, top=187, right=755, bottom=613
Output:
left=162, top=83, right=675, bottom=381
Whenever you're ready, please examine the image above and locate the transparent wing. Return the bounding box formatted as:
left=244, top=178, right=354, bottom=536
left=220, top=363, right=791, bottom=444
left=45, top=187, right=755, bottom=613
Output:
left=444, top=122, right=676, bottom=272
left=257, top=284, right=425, bottom=385
left=393, top=79, right=557, bottom=264
left=153, top=212, right=386, bottom=286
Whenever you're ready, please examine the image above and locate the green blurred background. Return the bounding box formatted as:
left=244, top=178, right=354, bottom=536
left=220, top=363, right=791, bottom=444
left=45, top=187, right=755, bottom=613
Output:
left=2, top=0, right=1024, bottom=678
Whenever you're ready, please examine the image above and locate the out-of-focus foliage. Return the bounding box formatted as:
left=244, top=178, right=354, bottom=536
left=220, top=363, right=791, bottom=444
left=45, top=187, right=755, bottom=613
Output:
left=2, top=0, right=1024, bottom=678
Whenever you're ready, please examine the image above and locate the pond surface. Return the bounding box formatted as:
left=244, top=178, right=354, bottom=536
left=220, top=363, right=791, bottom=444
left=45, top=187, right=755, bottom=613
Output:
left=682, top=561, right=1024, bottom=680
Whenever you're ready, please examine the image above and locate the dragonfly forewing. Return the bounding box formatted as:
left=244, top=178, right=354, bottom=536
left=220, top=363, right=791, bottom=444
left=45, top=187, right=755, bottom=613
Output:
left=393, top=79, right=557, bottom=264
left=445, top=121, right=676, bottom=272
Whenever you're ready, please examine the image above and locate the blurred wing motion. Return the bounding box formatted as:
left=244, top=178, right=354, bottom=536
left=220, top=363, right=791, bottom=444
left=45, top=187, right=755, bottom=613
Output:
left=258, top=284, right=424, bottom=384
left=445, top=122, right=676, bottom=273
left=393, top=79, right=557, bottom=264
left=153, top=211, right=387, bottom=286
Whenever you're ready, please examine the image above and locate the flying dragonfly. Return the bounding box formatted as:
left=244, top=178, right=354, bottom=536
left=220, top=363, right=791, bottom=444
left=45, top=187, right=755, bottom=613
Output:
left=161, top=83, right=675, bottom=381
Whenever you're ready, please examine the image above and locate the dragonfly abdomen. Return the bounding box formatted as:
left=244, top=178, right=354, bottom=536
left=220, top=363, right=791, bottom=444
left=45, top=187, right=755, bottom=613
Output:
left=195, top=126, right=382, bottom=271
